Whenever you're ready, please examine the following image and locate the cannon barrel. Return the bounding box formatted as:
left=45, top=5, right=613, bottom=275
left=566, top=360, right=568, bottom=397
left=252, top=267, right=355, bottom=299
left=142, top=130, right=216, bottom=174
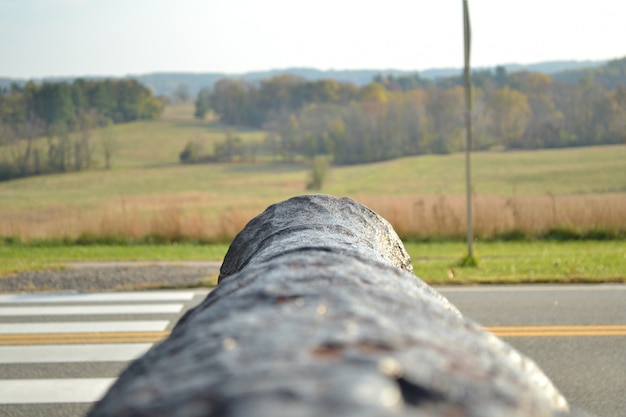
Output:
left=88, top=194, right=571, bottom=417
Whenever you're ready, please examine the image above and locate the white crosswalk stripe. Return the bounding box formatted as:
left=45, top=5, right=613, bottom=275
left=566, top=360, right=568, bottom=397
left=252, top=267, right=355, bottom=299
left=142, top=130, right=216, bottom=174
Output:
left=0, top=303, right=184, bottom=316
left=0, top=344, right=153, bottom=363
left=0, top=321, right=170, bottom=334
left=0, top=291, right=196, bottom=303
left=0, top=289, right=207, bottom=416
left=0, top=379, right=116, bottom=404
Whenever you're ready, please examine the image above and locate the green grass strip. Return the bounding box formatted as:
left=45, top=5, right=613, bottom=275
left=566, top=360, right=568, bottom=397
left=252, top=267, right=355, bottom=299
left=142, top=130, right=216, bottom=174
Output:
left=1, top=240, right=624, bottom=285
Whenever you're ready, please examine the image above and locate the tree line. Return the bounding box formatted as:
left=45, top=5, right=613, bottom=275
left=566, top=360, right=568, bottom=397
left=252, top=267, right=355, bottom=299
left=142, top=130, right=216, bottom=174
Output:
left=0, top=79, right=164, bottom=180
left=195, top=57, right=626, bottom=165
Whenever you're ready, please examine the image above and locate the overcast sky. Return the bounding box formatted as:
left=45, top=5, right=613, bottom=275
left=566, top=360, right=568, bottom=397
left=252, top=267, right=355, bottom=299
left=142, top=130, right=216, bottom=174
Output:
left=1, top=0, right=624, bottom=79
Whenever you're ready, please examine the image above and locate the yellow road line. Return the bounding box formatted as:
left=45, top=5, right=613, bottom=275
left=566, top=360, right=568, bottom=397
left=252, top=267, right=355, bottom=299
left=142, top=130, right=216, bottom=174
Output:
left=488, top=325, right=626, bottom=331
left=1, top=325, right=625, bottom=345
left=486, top=325, right=626, bottom=337
left=0, top=331, right=171, bottom=345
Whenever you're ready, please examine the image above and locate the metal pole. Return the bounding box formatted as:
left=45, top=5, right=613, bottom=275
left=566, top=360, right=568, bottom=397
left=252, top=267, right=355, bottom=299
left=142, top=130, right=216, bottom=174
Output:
left=463, top=0, right=474, bottom=259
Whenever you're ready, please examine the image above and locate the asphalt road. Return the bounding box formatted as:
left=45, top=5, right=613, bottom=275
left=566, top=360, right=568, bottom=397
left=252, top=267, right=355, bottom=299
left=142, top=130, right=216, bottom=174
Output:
left=438, top=284, right=626, bottom=417
left=0, top=290, right=209, bottom=417
left=1, top=284, right=624, bottom=417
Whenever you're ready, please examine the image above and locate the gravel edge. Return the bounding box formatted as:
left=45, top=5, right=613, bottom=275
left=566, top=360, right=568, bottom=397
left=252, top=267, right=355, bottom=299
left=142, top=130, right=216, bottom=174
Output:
left=0, top=264, right=222, bottom=293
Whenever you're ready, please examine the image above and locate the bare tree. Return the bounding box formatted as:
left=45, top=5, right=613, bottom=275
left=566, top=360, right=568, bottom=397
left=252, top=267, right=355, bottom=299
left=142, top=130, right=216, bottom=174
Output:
left=172, top=83, right=191, bottom=103
left=100, top=125, right=117, bottom=170
left=9, top=112, right=44, bottom=176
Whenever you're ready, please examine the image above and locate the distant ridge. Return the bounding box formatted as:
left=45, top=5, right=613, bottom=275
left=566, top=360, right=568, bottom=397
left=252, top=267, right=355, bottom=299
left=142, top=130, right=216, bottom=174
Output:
left=0, top=59, right=610, bottom=97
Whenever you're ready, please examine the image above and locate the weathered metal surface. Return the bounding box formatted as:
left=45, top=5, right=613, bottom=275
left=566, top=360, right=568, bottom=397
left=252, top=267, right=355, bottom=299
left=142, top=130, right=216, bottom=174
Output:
left=88, top=194, right=571, bottom=417
left=219, top=195, right=414, bottom=279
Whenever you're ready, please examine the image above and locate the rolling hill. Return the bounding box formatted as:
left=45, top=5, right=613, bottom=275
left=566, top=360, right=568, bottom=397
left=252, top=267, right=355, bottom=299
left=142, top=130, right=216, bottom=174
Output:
left=1, top=59, right=613, bottom=97
left=0, top=104, right=623, bottom=242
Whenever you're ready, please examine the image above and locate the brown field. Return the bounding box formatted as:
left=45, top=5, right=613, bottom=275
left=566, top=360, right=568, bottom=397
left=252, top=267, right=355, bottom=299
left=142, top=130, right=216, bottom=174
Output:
left=2, top=193, right=624, bottom=243
left=1, top=105, right=624, bottom=243
left=361, top=194, right=625, bottom=240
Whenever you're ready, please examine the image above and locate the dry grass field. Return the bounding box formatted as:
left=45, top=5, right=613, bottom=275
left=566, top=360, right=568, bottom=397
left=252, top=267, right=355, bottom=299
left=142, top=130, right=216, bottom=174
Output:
left=0, top=104, right=624, bottom=243
left=3, top=193, right=623, bottom=243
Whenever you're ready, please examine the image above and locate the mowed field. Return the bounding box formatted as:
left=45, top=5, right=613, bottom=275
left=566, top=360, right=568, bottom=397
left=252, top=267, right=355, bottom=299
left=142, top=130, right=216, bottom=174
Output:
left=0, top=104, right=624, bottom=243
